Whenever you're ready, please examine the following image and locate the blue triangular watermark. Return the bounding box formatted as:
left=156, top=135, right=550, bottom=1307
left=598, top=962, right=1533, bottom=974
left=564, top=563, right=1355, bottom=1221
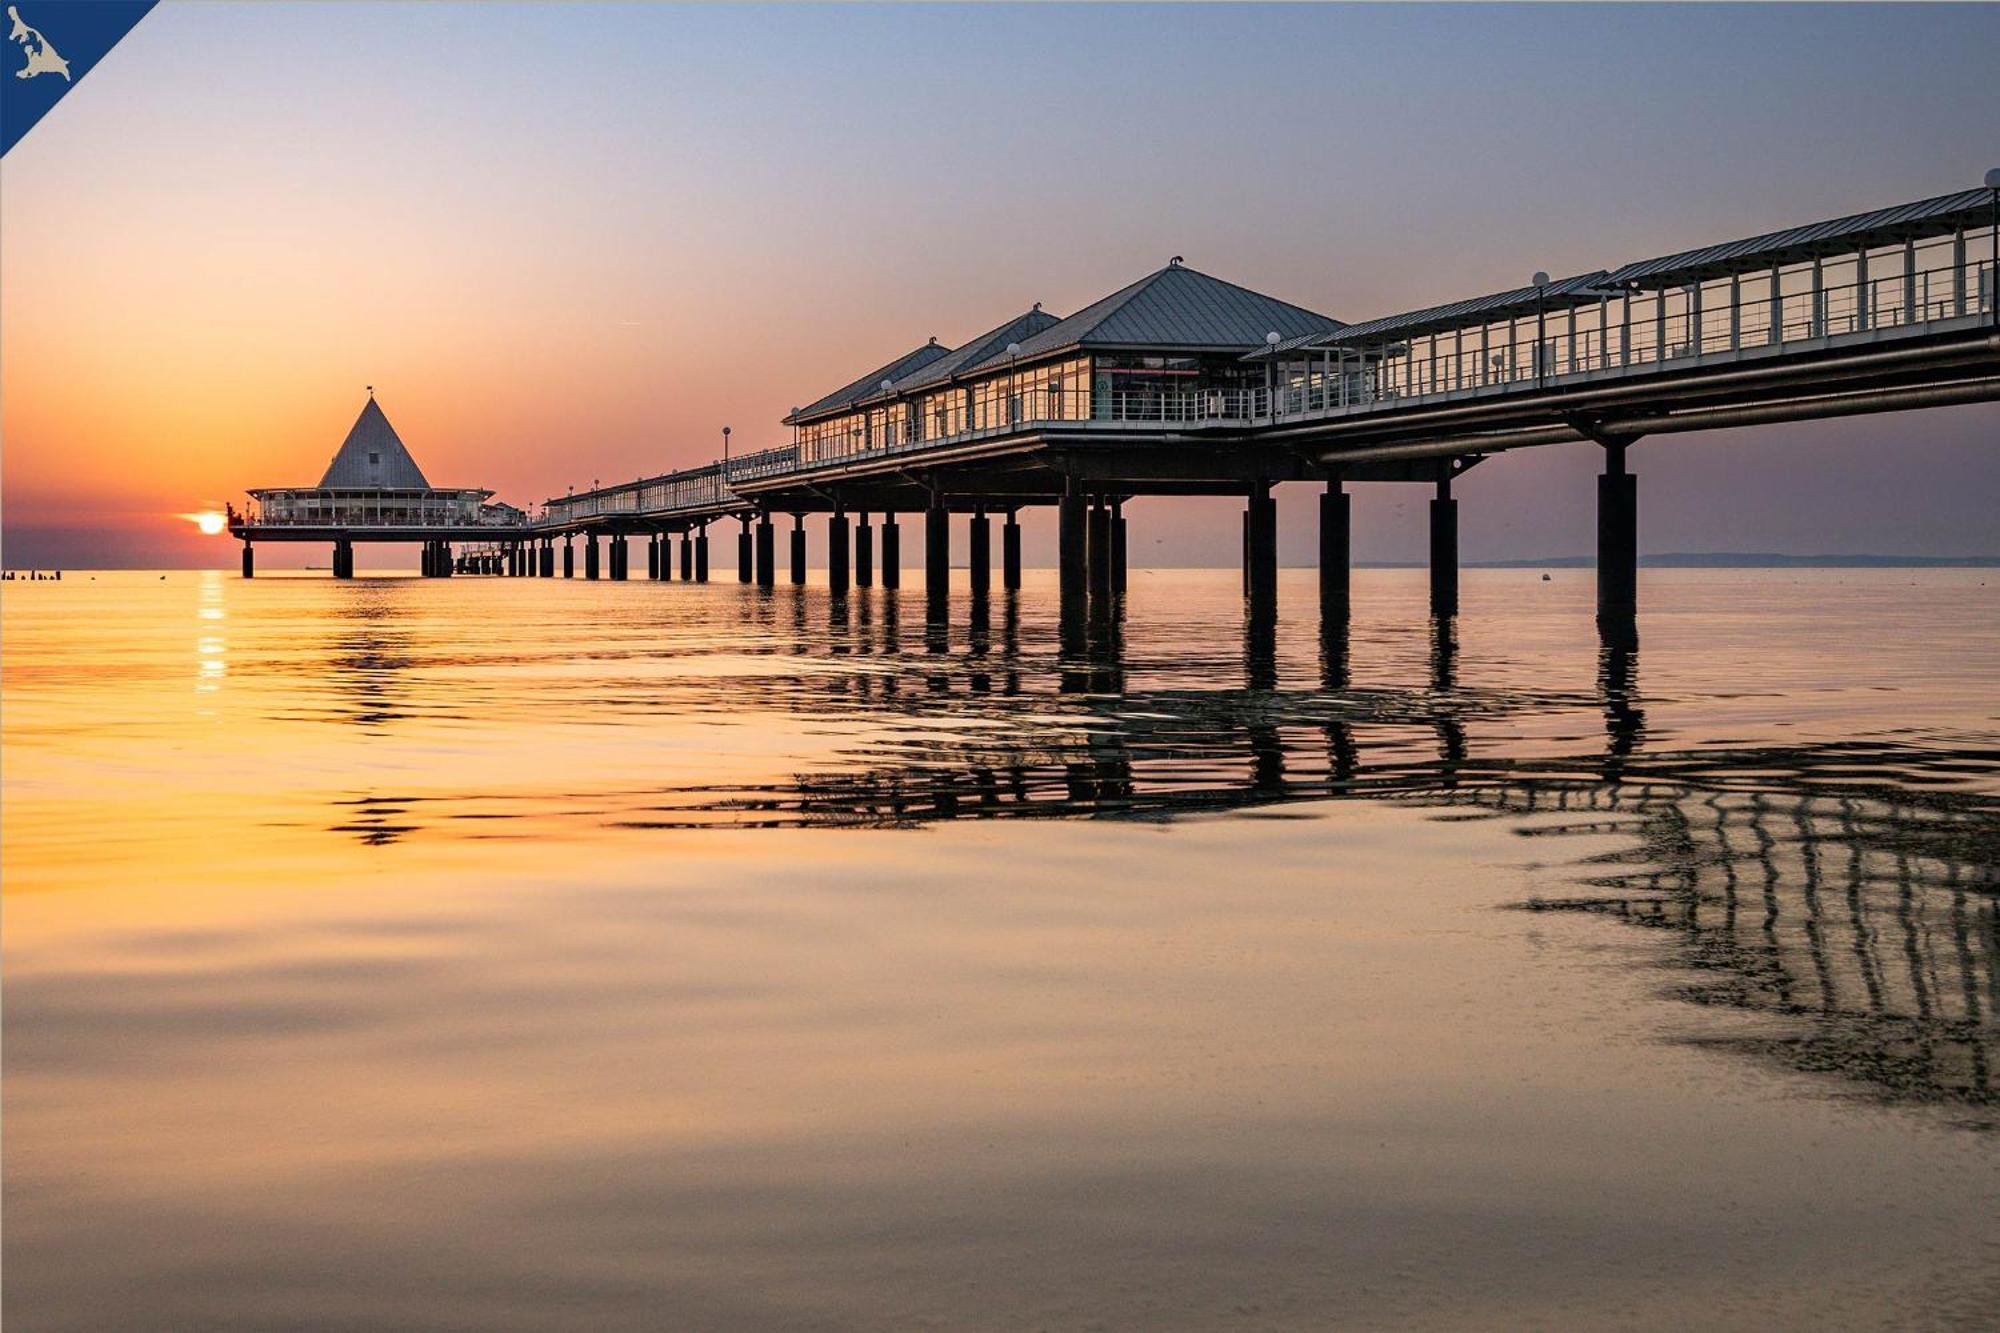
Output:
left=3, top=0, right=155, bottom=157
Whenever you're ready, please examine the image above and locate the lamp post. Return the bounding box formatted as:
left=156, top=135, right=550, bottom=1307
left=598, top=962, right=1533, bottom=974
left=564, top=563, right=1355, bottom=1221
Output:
left=881, top=379, right=896, bottom=447
left=1986, top=167, right=2000, bottom=329
left=721, top=425, right=731, bottom=482
left=1006, top=341, right=1021, bottom=429
left=1532, top=271, right=1550, bottom=387
left=1264, top=331, right=1281, bottom=417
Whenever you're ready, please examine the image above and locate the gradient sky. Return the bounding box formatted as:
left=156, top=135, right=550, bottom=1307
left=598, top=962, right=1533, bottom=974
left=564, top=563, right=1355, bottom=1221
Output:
left=3, top=2, right=1997, bottom=568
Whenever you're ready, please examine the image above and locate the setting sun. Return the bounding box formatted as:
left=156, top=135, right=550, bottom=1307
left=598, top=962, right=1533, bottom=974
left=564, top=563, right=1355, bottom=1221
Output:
left=186, top=511, right=226, bottom=536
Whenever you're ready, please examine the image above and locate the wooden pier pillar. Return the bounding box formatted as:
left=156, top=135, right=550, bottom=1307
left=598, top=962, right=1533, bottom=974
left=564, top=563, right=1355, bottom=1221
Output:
left=335, top=539, right=354, bottom=579
left=1086, top=500, right=1113, bottom=600
left=541, top=540, right=554, bottom=578
left=695, top=524, right=709, bottom=582
left=968, top=510, right=991, bottom=597
left=439, top=543, right=453, bottom=577
left=755, top=513, right=775, bottom=588
left=241, top=541, right=254, bottom=578
left=789, top=514, right=807, bottom=585
left=1429, top=470, right=1458, bottom=617
left=1058, top=493, right=1088, bottom=604
left=679, top=531, right=693, bottom=582
left=855, top=513, right=874, bottom=588
left=1244, top=481, right=1277, bottom=612
left=1002, top=511, right=1022, bottom=590
left=614, top=536, right=630, bottom=581
left=1320, top=478, right=1350, bottom=620
left=925, top=499, right=950, bottom=601
left=585, top=534, right=601, bottom=581
left=737, top=517, right=752, bottom=583
left=648, top=536, right=661, bottom=580
left=420, top=542, right=432, bottom=578
left=880, top=514, right=901, bottom=589
left=828, top=512, right=851, bottom=593
left=562, top=538, right=574, bottom=579
left=1112, top=501, right=1128, bottom=593
left=1597, top=442, right=1638, bottom=630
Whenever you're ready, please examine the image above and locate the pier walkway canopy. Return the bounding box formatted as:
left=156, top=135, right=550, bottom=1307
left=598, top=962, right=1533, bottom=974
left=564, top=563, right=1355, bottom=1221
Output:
left=245, top=395, right=521, bottom=530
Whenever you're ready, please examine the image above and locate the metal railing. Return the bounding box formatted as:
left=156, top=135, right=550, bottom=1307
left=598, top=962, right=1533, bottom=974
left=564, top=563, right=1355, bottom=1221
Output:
left=1270, top=250, right=1996, bottom=421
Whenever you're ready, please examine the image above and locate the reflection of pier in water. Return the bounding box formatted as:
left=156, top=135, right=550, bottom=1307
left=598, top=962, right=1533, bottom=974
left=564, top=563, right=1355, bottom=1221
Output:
left=299, top=580, right=1998, bottom=1115
left=606, top=605, right=1997, bottom=1118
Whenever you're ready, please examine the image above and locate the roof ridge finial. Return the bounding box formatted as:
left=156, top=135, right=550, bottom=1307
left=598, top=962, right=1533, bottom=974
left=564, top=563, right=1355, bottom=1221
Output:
left=1169, top=255, right=1184, bottom=268
left=366, top=384, right=374, bottom=399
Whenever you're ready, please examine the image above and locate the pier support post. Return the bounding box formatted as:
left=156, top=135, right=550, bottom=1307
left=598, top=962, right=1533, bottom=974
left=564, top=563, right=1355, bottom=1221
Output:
left=1087, top=500, right=1113, bottom=600
left=755, top=512, right=775, bottom=588
left=563, top=538, right=574, bottom=579
left=1002, top=511, right=1022, bottom=590
left=420, top=542, right=432, bottom=578
left=680, top=531, right=693, bottom=582
left=737, top=517, right=752, bottom=583
left=1597, top=441, right=1638, bottom=631
left=1320, top=478, right=1350, bottom=620
left=611, top=536, right=628, bottom=581
left=855, top=512, right=874, bottom=588
left=925, top=497, right=950, bottom=602
left=968, top=509, right=991, bottom=597
left=335, top=539, right=354, bottom=579
left=1244, top=481, right=1277, bottom=613
left=789, top=515, right=806, bottom=585
left=828, top=512, right=851, bottom=593
left=241, top=541, right=254, bottom=578
left=695, top=524, right=709, bottom=582
left=541, top=540, right=553, bottom=578
left=1058, top=491, right=1088, bottom=604
left=1112, top=500, right=1128, bottom=593
left=585, top=534, right=600, bottom=581
left=439, top=543, right=452, bottom=577
left=648, top=536, right=661, bottom=580
left=1429, top=469, right=1458, bottom=617
left=881, top=514, right=901, bottom=589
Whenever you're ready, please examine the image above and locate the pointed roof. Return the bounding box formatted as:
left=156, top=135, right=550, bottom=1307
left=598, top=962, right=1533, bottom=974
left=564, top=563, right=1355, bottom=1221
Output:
left=973, top=261, right=1342, bottom=367
left=887, top=307, right=1065, bottom=396
left=317, top=397, right=431, bottom=489
left=787, top=340, right=957, bottom=425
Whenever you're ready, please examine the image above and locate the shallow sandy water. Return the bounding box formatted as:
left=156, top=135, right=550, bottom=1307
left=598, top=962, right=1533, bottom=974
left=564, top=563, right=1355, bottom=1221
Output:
left=5, top=569, right=1996, bottom=1329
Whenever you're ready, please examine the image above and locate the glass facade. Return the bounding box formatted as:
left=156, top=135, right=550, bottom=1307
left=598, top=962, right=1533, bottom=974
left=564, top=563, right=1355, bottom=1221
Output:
left=795, top=355, right=1093, bottom=466
left=247, top=488, right=497, bottom=527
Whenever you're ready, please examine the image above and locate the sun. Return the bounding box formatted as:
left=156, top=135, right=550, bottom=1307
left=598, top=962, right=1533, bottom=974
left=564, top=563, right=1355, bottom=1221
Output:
left=187, top=511, right=227, bottom=536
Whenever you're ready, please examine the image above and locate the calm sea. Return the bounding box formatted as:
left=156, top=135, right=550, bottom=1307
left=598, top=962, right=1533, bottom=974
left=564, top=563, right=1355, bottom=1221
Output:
left=5, top=568, right=1997, bottom=1329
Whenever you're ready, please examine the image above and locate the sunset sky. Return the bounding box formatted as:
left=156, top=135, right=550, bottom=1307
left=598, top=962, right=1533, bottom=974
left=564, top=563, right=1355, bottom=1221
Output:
left=3, top=2, right=1997, bottom=568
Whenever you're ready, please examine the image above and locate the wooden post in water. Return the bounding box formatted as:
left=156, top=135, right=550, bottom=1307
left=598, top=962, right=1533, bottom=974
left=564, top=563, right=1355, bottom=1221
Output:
left=1002, top=510, right=1022, bottom=591
left=880, top=513, right=900, bottom=589
left=1429, top=468, right=1458, bottom=617
left=1320, top=477, right=1350, bottom=621
left=828, top=511, right=851, bottom=593
left=968, top=509, right=990, bottom=597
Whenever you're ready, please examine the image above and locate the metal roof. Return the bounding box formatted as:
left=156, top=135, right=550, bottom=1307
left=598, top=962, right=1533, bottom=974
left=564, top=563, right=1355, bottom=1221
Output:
left=983, top=261, right=1343, bottom=366
left=317, top=397, right=431, bottom=489
left=1254, top=272, right=1611, bottom=355
left=787, top=340, right=956, bottom=424
left=887, top=307, right=1065, bottom=395
left=1602, top=188, right=1994, bottom=289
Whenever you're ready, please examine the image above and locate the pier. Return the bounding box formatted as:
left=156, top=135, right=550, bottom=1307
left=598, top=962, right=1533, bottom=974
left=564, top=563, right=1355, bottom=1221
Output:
left=236, top=181, right=2000, bottom=645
